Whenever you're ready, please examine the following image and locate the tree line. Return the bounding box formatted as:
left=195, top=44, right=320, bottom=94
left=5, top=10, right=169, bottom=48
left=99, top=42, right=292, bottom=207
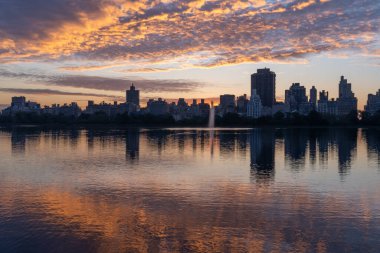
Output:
left=0, top=110, right=379, bottom=126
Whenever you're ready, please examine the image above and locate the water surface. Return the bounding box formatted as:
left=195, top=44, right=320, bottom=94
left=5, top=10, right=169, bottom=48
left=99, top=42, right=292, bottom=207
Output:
left=0, top=127, right=379, bottom=252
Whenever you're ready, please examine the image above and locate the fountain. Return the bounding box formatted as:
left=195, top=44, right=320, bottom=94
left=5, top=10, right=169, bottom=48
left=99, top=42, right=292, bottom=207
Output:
left=208, top=101, right=215, bottom=128
left=208, top=101, right=215, bottom=157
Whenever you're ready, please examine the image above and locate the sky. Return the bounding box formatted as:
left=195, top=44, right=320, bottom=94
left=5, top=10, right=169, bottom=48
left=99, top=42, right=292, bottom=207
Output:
left=0, top=0, right=379, bottom=109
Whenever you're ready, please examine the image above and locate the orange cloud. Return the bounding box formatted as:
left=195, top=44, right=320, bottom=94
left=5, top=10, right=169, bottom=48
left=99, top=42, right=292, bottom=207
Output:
left=0, top=0, right=377, bottom=67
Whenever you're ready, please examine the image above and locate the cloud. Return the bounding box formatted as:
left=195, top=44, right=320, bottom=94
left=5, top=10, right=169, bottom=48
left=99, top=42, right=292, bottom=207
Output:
left=0, top=88, right=123, bottom=99
left=0, top=69, right=203, bottom=93
left=59, top=63, right=126, bottom=72
left=123, top=67, right=177, bottom=73
left=0, top=0, right=378, bottom=66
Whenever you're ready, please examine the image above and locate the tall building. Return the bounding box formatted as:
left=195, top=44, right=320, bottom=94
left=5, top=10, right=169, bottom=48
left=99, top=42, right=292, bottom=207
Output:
left=2, top=96, right=41, bottom=116
left=236, top=94, right=248, bottom=114
left=247, top=89, right=262, bottom=119
left=177, top=98, right=188, bottom=108
left=220, top=94, right=235, bottom=108
left=317, top=90, right=329, bottom=115
left=319, top=90, right=329, bottom=102
left=310, top=86, right=317, bottom=108
left=251, top=68, right=276, bottom=108
left=219, top=94, right=236, bottom=114
left=11, top=96, right=26, bottom=108
left=317, top=90, right=338, bottom=116
left=285, top=83, right=308, bottom=112
left=126, top=83, right=140, bottom=106
left=198, top=99, right=210, bottom=117
left=337, top=76, right=357, bottom=116
left=339, top=76, right=354, bottom=98
left=365, top=89, right=380, bottom=115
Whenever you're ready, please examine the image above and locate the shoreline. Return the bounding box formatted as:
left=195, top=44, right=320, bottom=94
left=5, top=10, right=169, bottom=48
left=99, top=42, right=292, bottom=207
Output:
left=0, top=123, right=379, bottom=130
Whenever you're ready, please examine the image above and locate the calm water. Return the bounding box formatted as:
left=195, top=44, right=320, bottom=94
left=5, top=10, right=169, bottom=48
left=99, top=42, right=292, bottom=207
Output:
left=0, top=127, right=379, bottom=253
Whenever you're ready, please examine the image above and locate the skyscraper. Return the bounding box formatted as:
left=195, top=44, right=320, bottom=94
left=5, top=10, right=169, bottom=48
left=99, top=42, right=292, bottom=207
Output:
left=126, top=83, right=140, bottom=106
left=219, top=94, right=236, bottom=114
left=317, top=90, right=329, bottom=115
left=310, top=86, right=317, bottom=107
left=220, top=94, right=236, bottom=108
left=337, top=76, right=357, bottom=116
left=251, top=68, right=276, bottom=108
left=365, top=89, right=380, bottom=115
left=339, top=76, right=354, bottom=98
left=285, top=83, right=307, bottom=112
left=237, top=94, right=248, bottom=114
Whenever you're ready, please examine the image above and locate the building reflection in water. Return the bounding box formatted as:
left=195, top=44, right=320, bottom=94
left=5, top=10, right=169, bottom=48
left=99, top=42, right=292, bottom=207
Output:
left=0, top=127, right=379, bottom=252
left=284, top=129, right=308, bottom=172
left=219, top=132, right=236, bottom=155
left=308, top=129, right=317, bottom=166
left=249, top=129, right=275, bottom=183
left=126, top=129, right=140, bottom=160
left=317, top=128, right=330, bottom=166
left=146, top=130, right=170, bottom=156
left=281, top=128, right=357, bottom=177
left=11, top=129, right=26, bottom=154
left=6, top=127, right=362, bottom=179
left=363, top=128, right=380, bottom=167
left=336, top=128, right=357, bottom=178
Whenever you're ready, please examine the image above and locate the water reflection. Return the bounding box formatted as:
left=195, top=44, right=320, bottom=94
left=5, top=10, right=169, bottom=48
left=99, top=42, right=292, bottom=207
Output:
left=0, top=127, right=379, bottom=252
left=336, top=129, right=357, bottom=178
left=3, top=127, right=366, bottom=177
left=126, top=129, right=139, bottom=160
left=363, top=128, right=380, bottom=167
left=250, top=129, right=275, bottom=183
left=11, top=130, right=26, bottom=154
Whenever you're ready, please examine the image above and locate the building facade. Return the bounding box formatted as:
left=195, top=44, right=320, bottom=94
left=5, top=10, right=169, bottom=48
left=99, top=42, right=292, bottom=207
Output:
left=2, top=96, right=41, bottom=116
left=126, top=83, right=140, bottom=106
left=247, top=89, right=262, bottom=119
left=147, top=98, right=169, bottom=115
left=219, top=94, right=236, bottom=114
left=310, top=86, right=317, bottom=109
left=336, top=76, right=357, bottom=116
left=237, top=94, right=248, bottom=114
left=285, top=83, right=308, bottom=112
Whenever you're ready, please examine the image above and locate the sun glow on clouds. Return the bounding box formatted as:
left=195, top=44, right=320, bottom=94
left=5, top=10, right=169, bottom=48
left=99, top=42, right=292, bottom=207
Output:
left=0, top=0, right=379, bottom=106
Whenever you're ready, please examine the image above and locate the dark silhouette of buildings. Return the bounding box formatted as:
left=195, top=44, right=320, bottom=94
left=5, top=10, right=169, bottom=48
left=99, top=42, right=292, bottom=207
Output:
left=317, top=90, right=337, bottom=115
left=147, top=98, right=169, bottom=115
left=251, top=68, right=276, bottom=108
left=85, top=100, right=137, bottom=117
left=0, top=71, right=372, bottom=122
left=2, top=96, right=41, bottom=116
left=43, top=102, right=81, bottom=117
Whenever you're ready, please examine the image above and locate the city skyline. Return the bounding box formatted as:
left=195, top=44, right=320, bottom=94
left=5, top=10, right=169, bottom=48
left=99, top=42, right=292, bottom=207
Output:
left=0, top=0, right=379, bottom=110
left=0, top=71, right=375, bottom=112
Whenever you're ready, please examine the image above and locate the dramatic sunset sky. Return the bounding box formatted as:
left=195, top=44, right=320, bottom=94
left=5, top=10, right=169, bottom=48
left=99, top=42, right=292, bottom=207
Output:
left=0, top=0, right=379, bottom=109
